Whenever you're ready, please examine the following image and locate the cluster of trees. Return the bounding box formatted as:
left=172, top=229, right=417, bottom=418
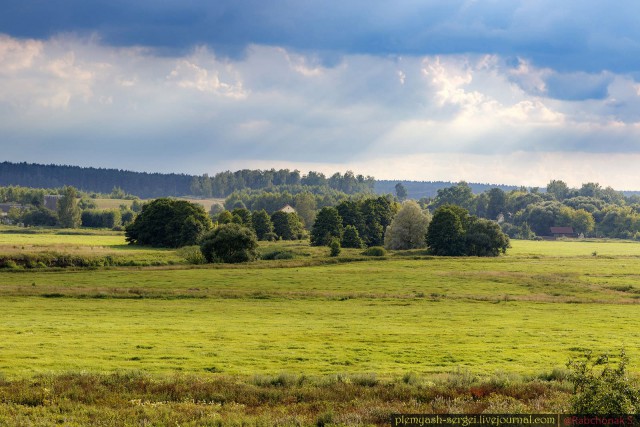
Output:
left=124, top=195, right=510, bottom=262
left=2, top=185, right=140, bottom=230
left=309, top=198, right=510, bottom=256
left=191, top=170, right=375, bottom=198
left=125, top=200, right=260, bottom=263
left=310, top=196, right=399, bottom=248
left=215, top=208, right=306, bottom=241
left=427, top=205, right=509, bottom=256
left=421, top=181, right=640, bottom=240
left=224, top=191, right=320, bottom=228
left=6, top=186, right=83, bottom=228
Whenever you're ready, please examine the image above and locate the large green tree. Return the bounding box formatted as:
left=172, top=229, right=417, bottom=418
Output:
left=271, top=211, right=305, bottom=240
left=199, top=223, right=258, bottom=263
left=341, top=225, right=364, bottom=248
left=465, top=218, right=510, bottom=256
left=251, top=209, right=274, bottom=240
left=57, top=186, right=81, bottom=228
left=360, top=196, right=398, bottom=247
left=486, top=188, right=506, bottom=220
left=310, top=207, right=343, bottom=246
left=426, top=205, right=466, bottom=256
left=384, top=200, right=430, bottom=250
left=125, top=198, right=212, bottom=247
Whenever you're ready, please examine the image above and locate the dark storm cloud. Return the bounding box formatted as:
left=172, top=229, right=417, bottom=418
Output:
left=3, top=1, right=640, bottom=73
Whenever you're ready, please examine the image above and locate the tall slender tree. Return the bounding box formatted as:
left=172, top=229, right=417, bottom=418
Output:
left=57, top=186, right=81, bottom=228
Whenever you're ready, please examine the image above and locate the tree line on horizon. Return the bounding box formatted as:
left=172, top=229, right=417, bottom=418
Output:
left=0, top=162, right=374, bottom=199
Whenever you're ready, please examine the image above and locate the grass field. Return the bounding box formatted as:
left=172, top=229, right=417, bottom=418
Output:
left=1, top=233, right=640, bottom=424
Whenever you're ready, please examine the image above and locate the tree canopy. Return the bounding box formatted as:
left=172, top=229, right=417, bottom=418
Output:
left=125, top=198, right=212, bottom=247
left=199, top=224, right=258, bottom=263
left=310, top=207, right=343, bottom=246
left=384, top=200, right=430, bottom=250
left=427, top=205, right=509, bottom=256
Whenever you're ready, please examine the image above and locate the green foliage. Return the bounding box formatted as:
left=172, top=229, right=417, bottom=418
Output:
left=57, top=186, right=82, bottom=228
left=231, top=207, right=252, bottom=226
left=176, top=245, right=207, bottom=265
left=431, top=181, right=476, bottom=212
left=395, top=182, right=408, bottom=201
left=125, top=198, right=212, bottom=248
left=271, top=211, right=305, bottom=240
left=547, top=180, right=571, bottom=201
left=120, top=209, right=135, bottom=226
left=360, top=196, right=398, bottom=247
left=251, top=209, right=274, bottom=240
left=426, top=205, right=466, bottom=256
left=329, top=238, right=341, bottom=257
left=109, top=186, right=126, bottom=199
left=0, top=185, right=46, bottom=206
left=81, top=209, right=122, bottom=228
left=427, top=205, right=508, bottom=256
left=130, top=200, right=143, bottom=212
left=486, top=188, right=506, bottom=220
left=199, top=223, right=258, bottom=263
left=293, top=192, right=317, bottom=228
left=361, top=246, right=386, bottom=256
left=216, top=210, right=234, bottom=224
left=568, top=350, right=640, bottom=414
left=77, top=197, right=97, bottom=210
left=311, top=207, right=343, bottom=246
left=465, top=218, right=510, bottom=256
left=22, top=207, right=58, bottom=226
left=341, top=225, right=364, bottom=248
left=384, top=200, right=430, bottom=250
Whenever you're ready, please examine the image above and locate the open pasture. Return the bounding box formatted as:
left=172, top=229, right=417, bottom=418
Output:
left=0, top=227, right=183, bottom=266
left=1, top=238, right=640, bottom=380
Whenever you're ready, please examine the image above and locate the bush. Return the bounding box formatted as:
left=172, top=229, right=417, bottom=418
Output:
left=22, top=207, right=58, bottom=227
left=568, top=349, right=640, bottom=414
left=82, top=209, right=122, bottom=228
left=200, top=223, right=258, bottom=263
left=329, top=238, right=341, bottom=257
left=261, top=249, right=295, bottom=260
left=361, top=246, right=386, bottom=257
left=176, top=245, right=207, bottom=265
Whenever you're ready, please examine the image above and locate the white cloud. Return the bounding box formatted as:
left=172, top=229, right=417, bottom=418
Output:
left=2, top=33, right=640, bottom=188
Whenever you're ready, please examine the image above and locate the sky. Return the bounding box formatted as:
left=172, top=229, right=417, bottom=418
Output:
left=2, top=1, right=640, bottom=188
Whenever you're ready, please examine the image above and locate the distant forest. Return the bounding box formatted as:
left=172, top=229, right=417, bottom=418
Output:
left=0, top=162, right=374, bottom=199
left=3, top=161, right=640, bottom=200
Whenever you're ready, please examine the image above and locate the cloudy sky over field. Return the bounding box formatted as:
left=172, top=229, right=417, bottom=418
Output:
left=2, top=1, right=640, bottom=187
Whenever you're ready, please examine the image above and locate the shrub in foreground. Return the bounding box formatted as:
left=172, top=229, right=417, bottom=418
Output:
left=200, top=224, right=258, bottom=263
left=568, top=350, right=640, bottom=414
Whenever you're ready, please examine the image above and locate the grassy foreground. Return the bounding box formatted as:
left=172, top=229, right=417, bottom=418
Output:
left=1, top=231, right=640, bottom=424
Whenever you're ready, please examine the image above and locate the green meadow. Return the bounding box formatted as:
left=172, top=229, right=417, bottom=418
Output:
left=2, top=229, right=640, bottom=424
left=1, top=233, right=640, bottom=377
